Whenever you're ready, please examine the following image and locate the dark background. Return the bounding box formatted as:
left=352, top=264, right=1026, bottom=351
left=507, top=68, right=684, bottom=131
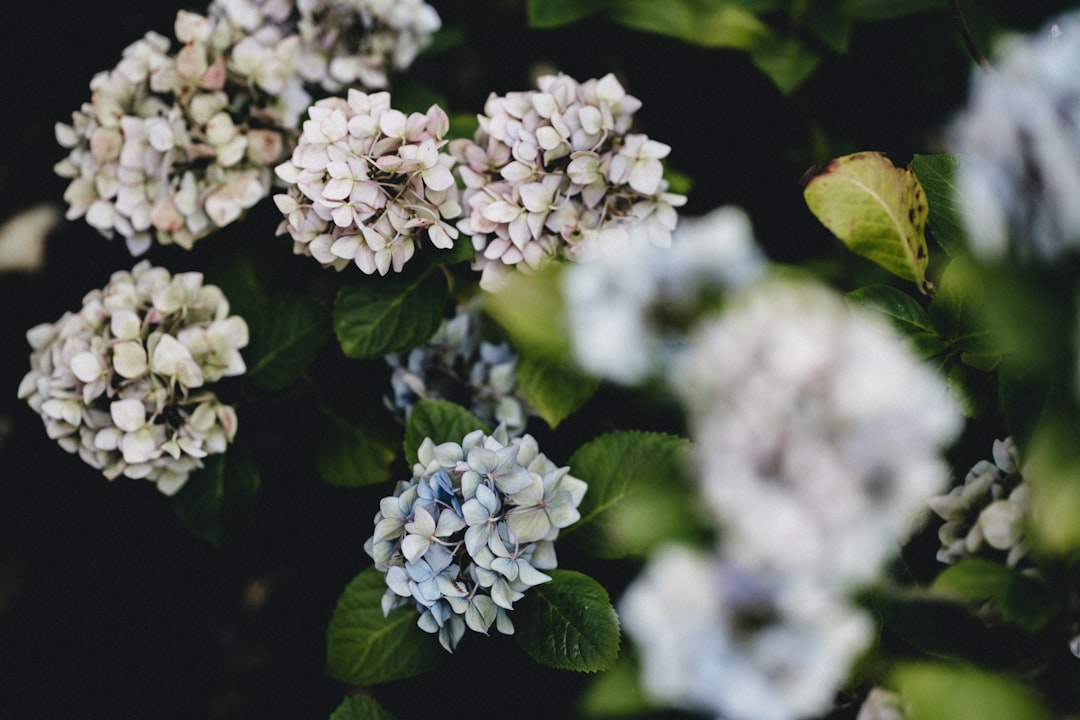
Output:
left=0, top=1, right=1073, bottom=718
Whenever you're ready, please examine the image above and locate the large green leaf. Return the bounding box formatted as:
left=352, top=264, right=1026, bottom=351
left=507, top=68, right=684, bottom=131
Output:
left=483, top=265, right=571, bottom=361
left=845, top=284, right=946, bottom=359
left=749, top=36, right=821, bottom=95
left=516, top=569, right=620, bottom=672
left=608, top=0, right=771, bottom=49
left=403, top=399, right=489, bottom=466
left=316, top=407, right=396, bottom=487
left=245, top=294, right=331, bottom=390
left=804, top=152, right=931, bottom=292
left=329, top=695, right=399, bottom=720
left=326, top=567, right=444, bottom=685
left=172, top=443, right=260, bottom=545
left=516, top=353, right=599, bottom=429
left=893, top=663, right=1050, bottom=720
left=563, top=431, right=693, bottom=558
left=333, top=269, right=448, bottom=359
left=911, top=153, right=970, bottom=257
left=526, top=0, right=605, bottom=27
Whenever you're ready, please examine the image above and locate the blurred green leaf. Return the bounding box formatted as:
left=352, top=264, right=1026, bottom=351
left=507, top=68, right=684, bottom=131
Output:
left=316, top=407, right=396, bottom=487
left=912, top=154, right=970, bottom=257
left=564, top=431, right=694, bottom=558
left=516, top=353, right=600, bottom=429
left=516, top=569, right=620, bottom=672
left=893, top=662, right=1050, bottom=720
left=245, top=294, right=331, bottom=390
left=845, top=284, right=946, bottom=358
left=933, top=558, right=1018, bottom=601
left=334, top=268, right=448, bottom=359
left=750, top=35, right=821, bottom=94
left=329, top=695, right=400, bottom=720
left=172, top=443, right=260, bottom=545
left=1024, top=417, right=1080, bottom=555
left=483, top=265, right=572, bottom=361
left=579, top=652, right=653, bottom=717
left=403, top=399, right=489, bottom=466
left=326, top=567, right=444, bottom=685
left=804, top=152, right=931, bottom=291
left=804, top=5, right=854, bottom=52
left=526, top=0, right=605, bottom=28
left=609, top=0, right=771, bottom=49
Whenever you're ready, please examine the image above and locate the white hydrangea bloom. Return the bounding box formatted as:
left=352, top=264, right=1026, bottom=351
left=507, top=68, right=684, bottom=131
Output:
left=619, top=544, right=873, bottom=720
left=273, top=90, right=461, bottom=274
left=55, top=10, right=304, bottom=254
left=364, top=426, right=586, bottom=652
left=674, top=277, right=962, bottom=589
left=18, top=261, right=248, bottom=495
left=563, top=205, right=765, bottom=384
left=948, top=11, right=1080, bottom=260
left=451, top=72, right=687, bottom=290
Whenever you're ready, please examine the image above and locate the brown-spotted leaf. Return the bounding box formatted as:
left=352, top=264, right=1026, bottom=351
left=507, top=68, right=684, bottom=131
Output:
left=803, top=151, right=931, bottom=293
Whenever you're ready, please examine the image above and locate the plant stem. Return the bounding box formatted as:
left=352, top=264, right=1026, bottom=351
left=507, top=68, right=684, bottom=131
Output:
left=947, top=0, right=993, bottom=71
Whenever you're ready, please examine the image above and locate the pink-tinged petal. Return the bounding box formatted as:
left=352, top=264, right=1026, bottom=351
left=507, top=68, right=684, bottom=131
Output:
left=421, top=164, right=455, bottom=192
left=481, top=201, right=521, bottom=224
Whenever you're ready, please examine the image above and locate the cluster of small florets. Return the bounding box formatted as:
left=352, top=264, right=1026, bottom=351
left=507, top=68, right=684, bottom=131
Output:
left=55, top=9, right=307, bottom=255
left=451, top=72, right=687, bottom=289
left=948, top=11, right=1080, bottom=261
left=385, top=303, right=532, bottom=435
left=273, top=90, right=461, bottom=273
left=208, top=0, right=441, bottom=92
left=929, top=437, right=1031, bottom=569
left=18, top=261, right=248, bottom=496
left=364, top=426, right=586, bottom=652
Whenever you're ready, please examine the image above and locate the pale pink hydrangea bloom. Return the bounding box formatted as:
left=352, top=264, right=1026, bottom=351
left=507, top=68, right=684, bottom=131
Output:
left=18, top=261, right=248, bottom=495
left=55, top=9, right=305, bottom=254
left=273, top=90, right=461, bottom=274
left=451, top=72, right=686, bottom=289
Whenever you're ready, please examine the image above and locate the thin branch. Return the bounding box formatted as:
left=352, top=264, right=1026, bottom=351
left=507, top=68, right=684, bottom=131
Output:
left=947, top=0, right=993, bottom=71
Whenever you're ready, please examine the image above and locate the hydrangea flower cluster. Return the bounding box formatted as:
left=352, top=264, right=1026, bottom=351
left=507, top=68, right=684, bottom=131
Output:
left=385, top=302, right=532, bottom=436
left=273, top=90, right=461, bottom=274
left=55, top=9, right=307, bottom=254
left=621, top=276, right=961, bottom=720
left=18, top=261, right=248, bottom=496
left=948, top=11, right=1080, bottom=261
left=208, top=0, right=441, bottom=92
left=563, top=205, right=766, bottom=384
left=929, top=437, right=1031, bottom=568
left=619, top=545, right=873, bottom=720
left=364, top=426, right=586, bottom=652
left=451, top=72, right=687, bottom=289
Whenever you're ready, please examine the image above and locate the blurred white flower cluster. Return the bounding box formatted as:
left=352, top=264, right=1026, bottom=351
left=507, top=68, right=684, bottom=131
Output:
left=620, top=275, right=962, bottom=720
left=451, top=72, right=687, bottom=289
left=18, top=261, right=248, bottom=495
left=365, top=426, right=586, bottom=651
left=273, top=90, right=460, bottom=273
left=385, top=302, right=532, bottom=436
left=563, top=205, right=766, bottom=384
left=56, top=0, right=441, bottom=256
left=949, top=11, right=1080, bottom=261
left=929, top=437, right=1030, bottom=567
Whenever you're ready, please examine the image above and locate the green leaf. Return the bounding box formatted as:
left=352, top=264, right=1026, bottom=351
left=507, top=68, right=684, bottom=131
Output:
left=326, top=566, right=444, bottom=685
left=564, top=431, right=693, bottom=558
left=516, top=569, right=620, bottom=672
left=911, top=153, right=970, bottom=257
left=845, top=284, right=946, bottom=358
left=483, top=266, right=572, bottom=361
left=334, top=268, right=448, bottom=359
left=316, top=407, right=396, bottom=487
left=579, top=653, right=653, bottom=717
left=804, top=5, right=853, bottom=53
left=749, top=36, right=821, bottom=95
left=245, top=294, right=331, bottom=390
left=329, top=695, right=400, bottom=720
left=526, top=0, right=605, bottom=27
left=516, top=353, right=600, bottom=429
left=874, top=590, right=1004, bottom=663
left=172, top=443, right=260, bottom=545
left=933, top=558, right=1018, bottom=601
left=803, top=151, right=931, bottom=292
left=403, top=399, right=489, bottom=466
left=1024, top=417, right=1080, bottom=555
left=892, top=663, right=1050, bottom=720
left=608, top=0, right=771, bottom=50
left=929, top=257, right=997, bottom=355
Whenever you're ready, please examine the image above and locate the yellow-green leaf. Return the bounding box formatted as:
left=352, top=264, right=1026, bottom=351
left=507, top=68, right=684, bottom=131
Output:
left=803, top=151, right=931, bottom=293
